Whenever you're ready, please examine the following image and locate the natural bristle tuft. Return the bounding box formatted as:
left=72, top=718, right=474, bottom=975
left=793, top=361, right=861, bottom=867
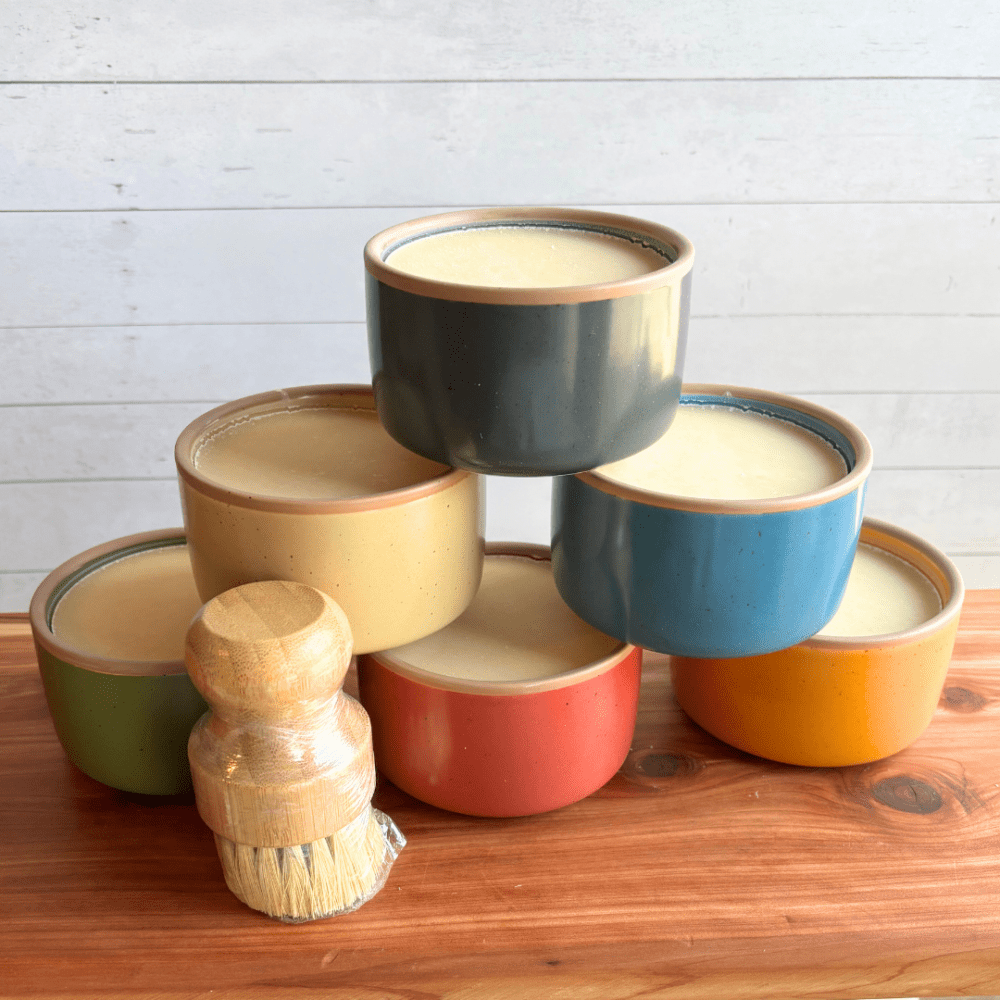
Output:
left=214, top=807, right=405, bottom=922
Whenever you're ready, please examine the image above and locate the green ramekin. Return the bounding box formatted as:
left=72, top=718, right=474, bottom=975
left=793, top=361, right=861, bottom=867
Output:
left=29, top=529, right=208, bottom=795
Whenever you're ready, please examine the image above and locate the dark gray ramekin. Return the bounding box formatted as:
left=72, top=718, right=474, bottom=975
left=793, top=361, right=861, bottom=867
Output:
left=365, top=207, right=695, bottom=477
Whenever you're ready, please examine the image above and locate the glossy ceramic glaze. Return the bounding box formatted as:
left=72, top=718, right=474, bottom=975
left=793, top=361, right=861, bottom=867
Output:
left=28, top=529, right=209, bottom=795
left=175, top=385, right=485, bottom=654
left=670, top=519, right=965, bottom=766
left=365, top=207, right=695, bottom=476
left=356, top=543, right=642, bottom=817
left=552, top=385, right=873, bottom=658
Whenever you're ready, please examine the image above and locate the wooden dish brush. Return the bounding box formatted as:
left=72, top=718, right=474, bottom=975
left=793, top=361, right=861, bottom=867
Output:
left=184, top=579, right=404, bottom=922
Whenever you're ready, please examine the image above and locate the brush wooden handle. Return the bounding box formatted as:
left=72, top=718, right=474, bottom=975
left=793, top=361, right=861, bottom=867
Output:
left=185, top=580, right=377, bottom=848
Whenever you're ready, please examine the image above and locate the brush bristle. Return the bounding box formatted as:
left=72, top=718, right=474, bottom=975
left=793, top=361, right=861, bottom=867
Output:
left=214, top=807, right=405, bottom=922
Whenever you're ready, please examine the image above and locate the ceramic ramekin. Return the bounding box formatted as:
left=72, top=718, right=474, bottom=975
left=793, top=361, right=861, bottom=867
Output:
left=175, top=384, right=485, bottom=654
left=357, top=543, right=642, bottom=817
left=551, top=384, right=874, bottom=659
left=670, top=519, right=965, bottom=766
left=365, top=207, right=695, bottom=476
left=29, top=529, right=209, bottom=795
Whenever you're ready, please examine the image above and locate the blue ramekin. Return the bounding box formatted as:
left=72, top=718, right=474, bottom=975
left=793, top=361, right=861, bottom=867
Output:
left=551, top=385, right=873, bottom=658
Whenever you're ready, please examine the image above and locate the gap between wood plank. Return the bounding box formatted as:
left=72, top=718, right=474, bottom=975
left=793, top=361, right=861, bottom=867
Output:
left=2, top=315, right=999, bottom=331
left=4, top=200, right=1000, bottom=214
left=4, top=76, right=1000, bottom=85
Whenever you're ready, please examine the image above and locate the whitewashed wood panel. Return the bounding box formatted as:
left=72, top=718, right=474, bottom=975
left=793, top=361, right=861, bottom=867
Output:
left=0, top=207, right=397, bottom=327
left=0, top=480, right=185, bottom=570
left=0, top=325, right=371, bottom=404
left=862, top=469, right=1000, bottom=554
left=485, top=476, right=553, bottom=549
left=951, top=557, right=1000, bottom=590
left=3, top=204, right=998, bottom=328
left=1, top=403, right=209, bottom=480
left=3, top=0, right=997, bottom=614
left=4, top=317, right=995, bottom=404
left=683, top=316, right=1000, bottom=393
left=5, top=394, right=995, bottom=481
left=0, top=572, right=47, bottom=613
left=797, top=394, right=1000, bottom=468
left=4, top=1, right=998, bottom=81
left=4, top=80, right=997, bottom=210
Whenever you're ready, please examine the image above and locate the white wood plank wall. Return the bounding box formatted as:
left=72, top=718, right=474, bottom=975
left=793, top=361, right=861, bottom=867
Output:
left=1, top=1, right=998, bottom=611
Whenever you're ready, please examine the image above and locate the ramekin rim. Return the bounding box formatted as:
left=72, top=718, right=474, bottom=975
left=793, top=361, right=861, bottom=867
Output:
left=28, top=528, right=193, bottom=677
left=359, top=541, right=638, bottom=695
left=575, top=383, right=874, bottom=514
left=798, top=516, right=965, bottom=650
left=174, top=383, right=473, bottom=513
left=364, top=207, right=695, bottom=305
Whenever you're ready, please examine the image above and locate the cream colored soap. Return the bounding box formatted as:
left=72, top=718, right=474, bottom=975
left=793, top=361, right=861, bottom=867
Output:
left=52, top=544, right=203, bottom=661
left=385, top=225, right=667, bottom=288
left=599, top=403, right=847, bottom=500
left=193, top=406, right=448, bottom=500
left=387, top=555, right=620, bottom=682
left=818, top=543, right=942, bottom=637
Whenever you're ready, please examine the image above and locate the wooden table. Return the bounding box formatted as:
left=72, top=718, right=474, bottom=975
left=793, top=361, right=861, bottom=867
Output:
left=3, top=594, right=999, bottom=999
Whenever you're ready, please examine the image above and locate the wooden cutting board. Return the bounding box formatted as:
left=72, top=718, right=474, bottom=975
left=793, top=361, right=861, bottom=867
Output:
left=2, top=594, right=999, bottom=999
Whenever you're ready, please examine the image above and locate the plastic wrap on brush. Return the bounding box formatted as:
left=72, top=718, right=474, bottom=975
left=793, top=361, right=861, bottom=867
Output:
left=184, top=579, right=404, bottom=922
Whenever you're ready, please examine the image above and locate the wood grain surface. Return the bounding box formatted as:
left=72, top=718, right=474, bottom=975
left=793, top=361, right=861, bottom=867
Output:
left=2, top=593, right=999, bottom=998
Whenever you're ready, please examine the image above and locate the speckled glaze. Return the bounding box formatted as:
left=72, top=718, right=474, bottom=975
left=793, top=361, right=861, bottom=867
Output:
left=365, top=208, right=694, bottom=476
left=29, top=530, right=208, bottom=795
left=671, top=519, right=965, bottom=766
left=357, top=543, right=642, bottom=817
left=175, top=385, right=485, bottom=654
left=551, top=385, right=873, bottom=659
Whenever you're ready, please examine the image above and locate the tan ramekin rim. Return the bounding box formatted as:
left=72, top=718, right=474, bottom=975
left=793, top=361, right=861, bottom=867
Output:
left=364, top=207, right=695, bottom=305
left=362, top=542, right=636, bottom=695
left=29, top=528, right=193, bottom=678
left=175, top=384, right=474, bottom=514
left=798, top=517, right=965, bottom=651
left=577, top=383, right=874, bottom=514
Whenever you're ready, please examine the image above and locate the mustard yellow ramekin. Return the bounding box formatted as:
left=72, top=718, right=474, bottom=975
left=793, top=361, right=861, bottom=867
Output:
left=175, top=384, right=485, bottom=654
left=670, top=518, right=964, bottom=767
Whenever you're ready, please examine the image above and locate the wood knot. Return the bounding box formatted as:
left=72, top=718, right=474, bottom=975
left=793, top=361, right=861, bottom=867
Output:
left=940, top=686, right=987, bottom=713
left=623, top=749, right=702, bottom=786
left=872, top=775, right=943, bottom=814
left=639, top=753, right=683, bottom=777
